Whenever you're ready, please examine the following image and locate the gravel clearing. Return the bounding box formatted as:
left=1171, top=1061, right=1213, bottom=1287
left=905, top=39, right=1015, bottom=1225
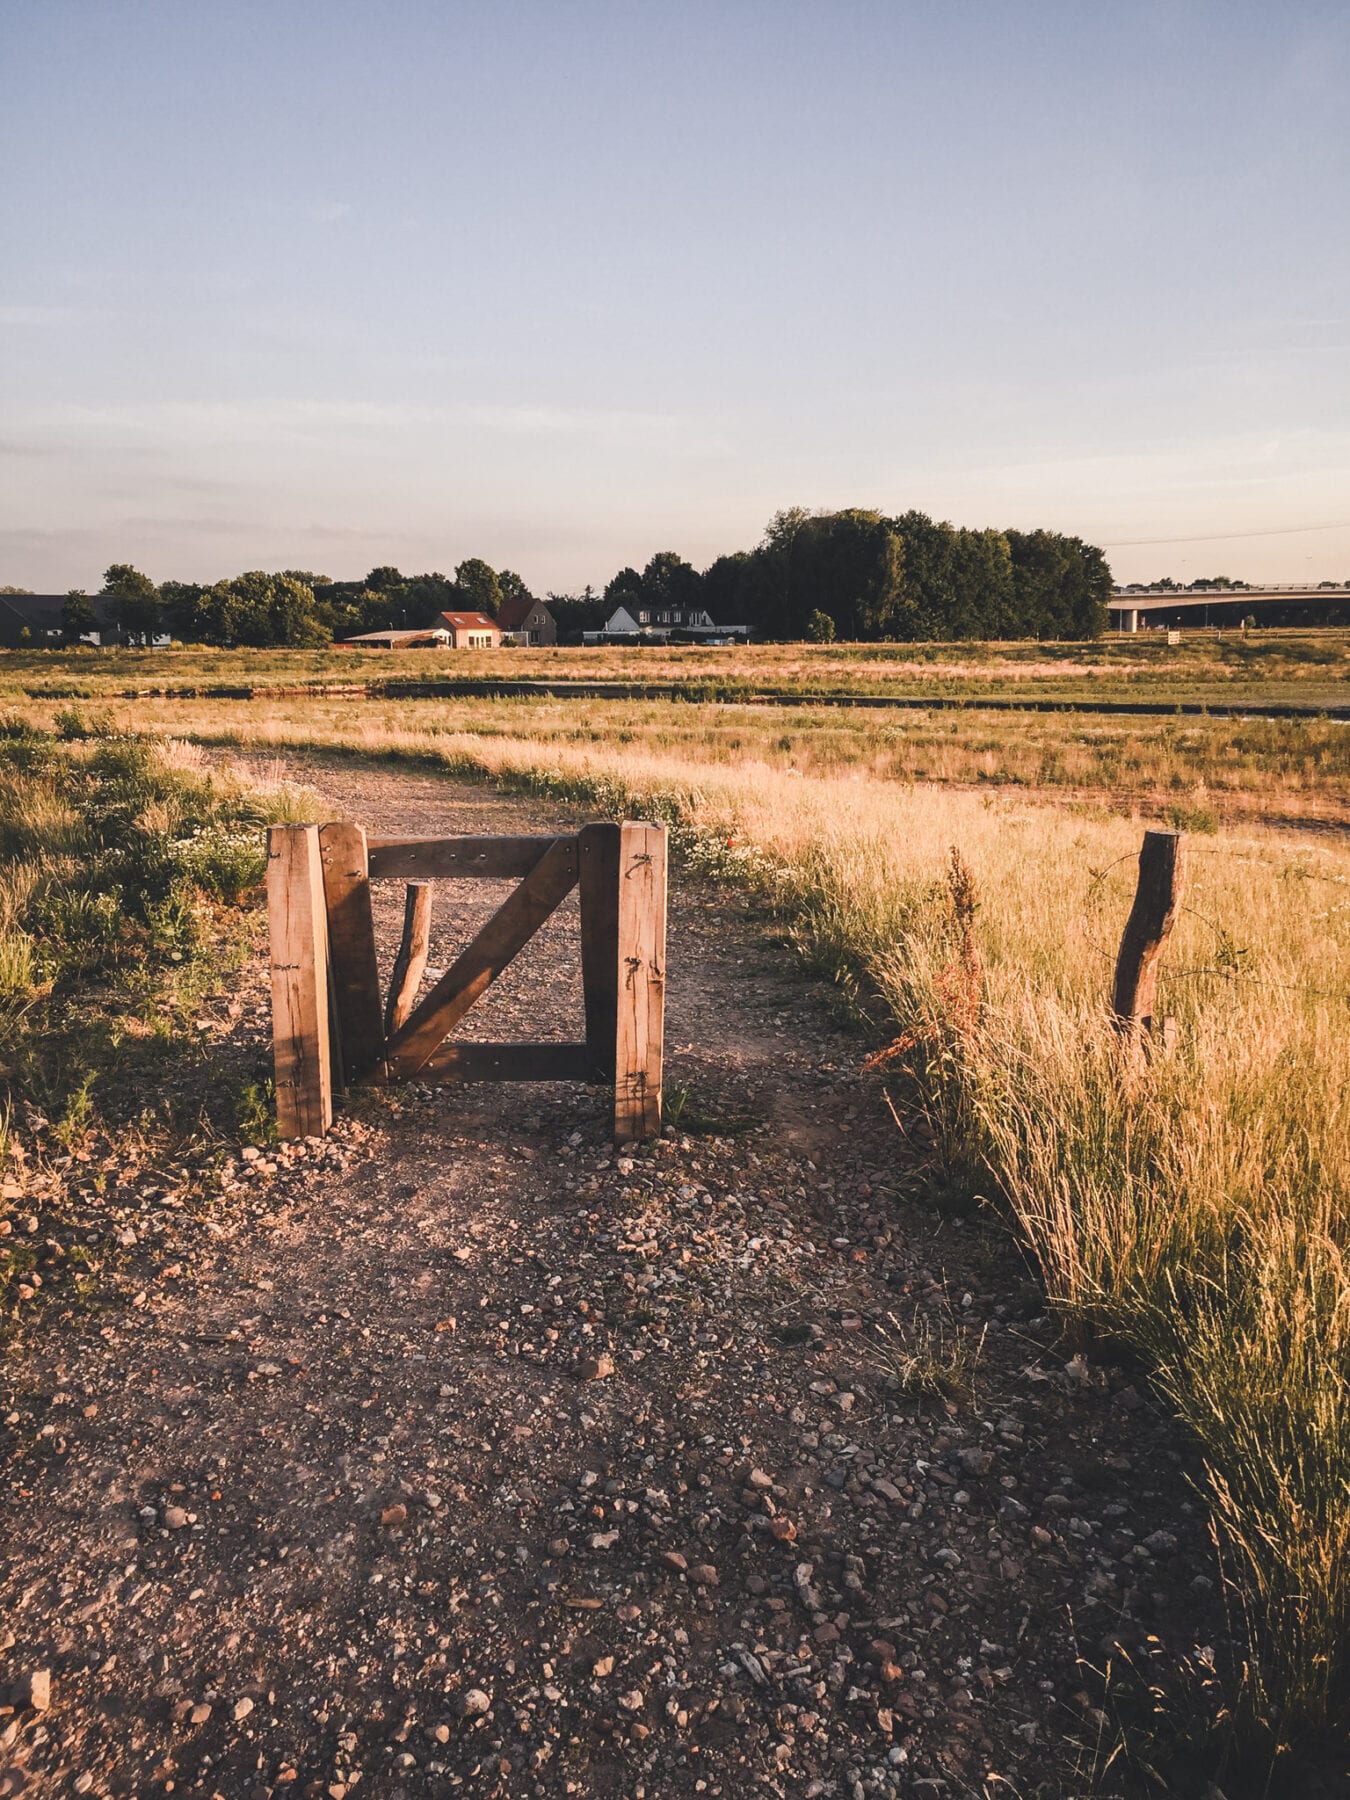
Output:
left=0, top=758, right=1233, bottom=1798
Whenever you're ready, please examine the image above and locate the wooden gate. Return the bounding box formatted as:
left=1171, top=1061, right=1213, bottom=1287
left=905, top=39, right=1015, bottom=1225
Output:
left=266, top=820, right=667, bottom=1145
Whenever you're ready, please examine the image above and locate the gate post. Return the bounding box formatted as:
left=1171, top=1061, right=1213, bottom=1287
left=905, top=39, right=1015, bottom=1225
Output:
left=613, top=822, right=667, bottom=1142
left=267, top=824, right=335, bottom=1138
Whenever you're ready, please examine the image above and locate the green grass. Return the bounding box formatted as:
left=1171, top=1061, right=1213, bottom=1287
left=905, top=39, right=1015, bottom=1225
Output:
left=0, top=724, right=302, bottom=1324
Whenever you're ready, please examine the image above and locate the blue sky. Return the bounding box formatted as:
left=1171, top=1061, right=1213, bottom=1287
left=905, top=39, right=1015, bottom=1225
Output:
left=2, top=0, right=1348, bottom=592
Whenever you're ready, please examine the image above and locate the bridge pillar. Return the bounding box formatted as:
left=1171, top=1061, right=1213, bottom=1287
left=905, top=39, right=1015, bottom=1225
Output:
left=1121, top=608, right=1138, bottom=633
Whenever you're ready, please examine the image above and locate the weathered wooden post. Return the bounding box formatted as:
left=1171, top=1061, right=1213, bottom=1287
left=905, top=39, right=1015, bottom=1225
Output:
left=267, top=824, right=335, bottom=1138
left=385, top=882, right=433, bottom=1035
left=319, top=822, right=384, bottom=1081
left=1112, top=828, right=1185, bottom=1066
left=613, top=822, right=667, bottom=1142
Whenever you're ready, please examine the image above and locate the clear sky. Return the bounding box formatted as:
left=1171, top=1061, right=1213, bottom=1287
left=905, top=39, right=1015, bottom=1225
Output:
left=2, top=0, right=1348, bottom=593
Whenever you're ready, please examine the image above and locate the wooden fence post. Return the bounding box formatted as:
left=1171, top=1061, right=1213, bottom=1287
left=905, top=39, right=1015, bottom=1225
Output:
left=385, top=882, right=433, bottom=1036
left=1112, top=828, right=1185, bottom=1064
left=267, top=824, right=334, bottom=1138
left=579, top=822, right=622, bottom=1081
left=613, top=822, right=667, bottom=1142
left=319, top=822, right=384, bottom=1082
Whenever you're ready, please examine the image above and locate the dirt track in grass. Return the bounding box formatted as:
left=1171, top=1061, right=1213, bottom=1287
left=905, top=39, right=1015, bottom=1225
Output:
left=0, top=757, right=1237, bottom=1800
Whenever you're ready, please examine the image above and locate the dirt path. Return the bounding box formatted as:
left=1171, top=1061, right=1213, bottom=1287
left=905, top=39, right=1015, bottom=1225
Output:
left=1, top=759, right=1231, bottom=1800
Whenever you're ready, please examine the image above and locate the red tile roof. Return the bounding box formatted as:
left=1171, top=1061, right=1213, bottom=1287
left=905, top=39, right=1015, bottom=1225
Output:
left=436, top=611, right=499, bottom=630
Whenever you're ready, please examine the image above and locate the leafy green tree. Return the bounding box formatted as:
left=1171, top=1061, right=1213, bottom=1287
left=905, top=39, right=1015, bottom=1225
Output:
left=603, top=567, right=644, bottom=612
left=547, top=587, right=608, bottom=638
left=701, top=552, right=751, bottom=624
left=804, top=609, right=835, bottom=642
left=640, top=551, right=702, bottom=614
left=101, top=563, right=161, bottom=643
left=497, top=569, right=535, bottom=609
left=61, top=589, right=98, bottom=642
left=193, top=572, right=330, bottom=647
left=453, top=558, right=503, bottom=617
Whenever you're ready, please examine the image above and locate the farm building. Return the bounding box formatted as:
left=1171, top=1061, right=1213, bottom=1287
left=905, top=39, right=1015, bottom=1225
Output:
left=495, top=595, right=556, bottom=645
left=336, top=627, right=451, bottom=650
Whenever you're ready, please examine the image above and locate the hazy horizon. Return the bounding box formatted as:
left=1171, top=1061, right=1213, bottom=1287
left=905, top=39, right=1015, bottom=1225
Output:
left=3, top=0, right=1348, bottom=595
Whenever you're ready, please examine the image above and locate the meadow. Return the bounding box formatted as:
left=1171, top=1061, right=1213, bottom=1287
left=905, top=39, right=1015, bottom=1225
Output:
left=4, top=638, right=1350, bottom=1750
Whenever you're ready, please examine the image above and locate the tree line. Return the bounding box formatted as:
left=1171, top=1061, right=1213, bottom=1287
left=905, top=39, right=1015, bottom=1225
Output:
left=54, top=508, right=1112, bottom=647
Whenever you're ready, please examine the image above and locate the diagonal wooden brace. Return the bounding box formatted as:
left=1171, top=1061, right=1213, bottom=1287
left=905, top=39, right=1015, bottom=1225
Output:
left=382, top=835, right=580, bottom=1077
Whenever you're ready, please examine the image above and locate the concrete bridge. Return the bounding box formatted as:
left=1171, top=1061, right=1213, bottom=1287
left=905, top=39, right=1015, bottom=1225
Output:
left=1109, top=584, right=1350, bottom=631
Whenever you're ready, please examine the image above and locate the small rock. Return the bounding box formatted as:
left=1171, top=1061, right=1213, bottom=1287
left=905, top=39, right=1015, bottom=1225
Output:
left=190, top=1702, right=212, bottom=1725
left=660, top=1551, right=688, bottom=1572
left=578, top=1353, right=616, bottom=1381
left=163, top=1506, right=189, bottom=1531
left=232, top=1696, right=254, bottom=1721
left=592, top=1656, right=615, bottom=1678
left=617, top=1689, right=644, bottom=1712
left=459, top=1687, right=492, bottom=1718
left=689, top=1564, right=719, bottom=1587
left=380, top=1503, right=408, bottom=1528
left=747, top=1468, right=774, bottom=1490
left=19, top=1669, right=51, bottom=1712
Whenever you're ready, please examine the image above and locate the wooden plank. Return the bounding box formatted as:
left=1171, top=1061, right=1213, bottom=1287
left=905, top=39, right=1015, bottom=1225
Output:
left=1112, top=828, right=1186, bottom=1066
left=266, top=824, right=334, bottom=1139
left=421, top=1041, right=591, bottom=1083
left=367, top=835, right=559, bottom=883
left=383, top=836, right=580, bottom=1077
left=578, top=822, right=622, bottom=1080
left=318, top=821, right=384, bottom=1081
left=613, top=822, right=667, bottom=1142
left=385, top=882, right=433, bottom=1036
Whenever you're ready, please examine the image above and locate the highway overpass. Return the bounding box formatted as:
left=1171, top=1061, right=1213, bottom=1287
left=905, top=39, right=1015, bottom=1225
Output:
left=1109, top=585, right=1350, bottom=630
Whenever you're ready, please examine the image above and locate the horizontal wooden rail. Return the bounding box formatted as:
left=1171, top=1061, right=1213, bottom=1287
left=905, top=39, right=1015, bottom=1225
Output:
left=367, top=834, right=559, bottom=882
left=421, top=1041, right=591, bottom=1082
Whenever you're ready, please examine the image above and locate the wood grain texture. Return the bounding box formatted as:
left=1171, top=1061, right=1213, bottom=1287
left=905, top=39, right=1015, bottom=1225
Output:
left=578, top=822, right=622, bottom=1081
left=1112, top=828, right=1186, bottom=1058
left=383, top=836, right=580, bottom=1077
left=267, top=824, right=334, bottom=1139
left=385, top=882, right=433, bottom=1036
left=318, top=821, right=384, bottom=1081
left=421, top=1041, right=591, bottom=1082
left=367, top=835, right=558, bottom=883
left=613, top=822, right=667, bottom=1142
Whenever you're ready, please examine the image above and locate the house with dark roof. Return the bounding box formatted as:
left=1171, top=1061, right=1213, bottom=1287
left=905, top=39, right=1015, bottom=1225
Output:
left=495, top=594, right=556, bottom=646
left=0, top=592, right=172, bottom=649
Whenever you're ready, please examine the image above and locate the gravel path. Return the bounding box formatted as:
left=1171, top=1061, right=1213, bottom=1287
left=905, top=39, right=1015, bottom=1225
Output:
left=0, top=758, right=1231, bottom=1799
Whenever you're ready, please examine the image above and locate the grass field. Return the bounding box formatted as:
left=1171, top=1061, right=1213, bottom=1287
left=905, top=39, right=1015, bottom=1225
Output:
left=4, top=638, right=1349, bottom=1750
left=4, top=627, right=1350, bottom=709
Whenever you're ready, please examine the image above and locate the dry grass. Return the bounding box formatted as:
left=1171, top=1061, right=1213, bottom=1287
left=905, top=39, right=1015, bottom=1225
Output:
left=4, top=666, right=1347, bottom=1736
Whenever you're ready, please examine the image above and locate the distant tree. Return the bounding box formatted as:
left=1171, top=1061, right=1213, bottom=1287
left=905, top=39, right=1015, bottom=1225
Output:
left=194, top=572, right=330, bottom=647
left=453, top=558, right=503, bottom=617
left=101, top=563, right=162, bottom=643
left=159, top=580, right=206, bottom=640
left=746, top=509, right=903, bottom=640
left=0, top=585, right=34, bottom=595
left=364, top=566, right=405, bottom=592
left=603, top=567, right=644, bottom=613
left=804, top=609, right=836, bottom=643
left=701, top=552, right=752, bottom=625
left=547, top=587, right=608, bottom=638
left=61, top=589, right=98, bottom=642
left=640, top=551, right=702, bottom=615
left=497, top=569, right=535, bottom=609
